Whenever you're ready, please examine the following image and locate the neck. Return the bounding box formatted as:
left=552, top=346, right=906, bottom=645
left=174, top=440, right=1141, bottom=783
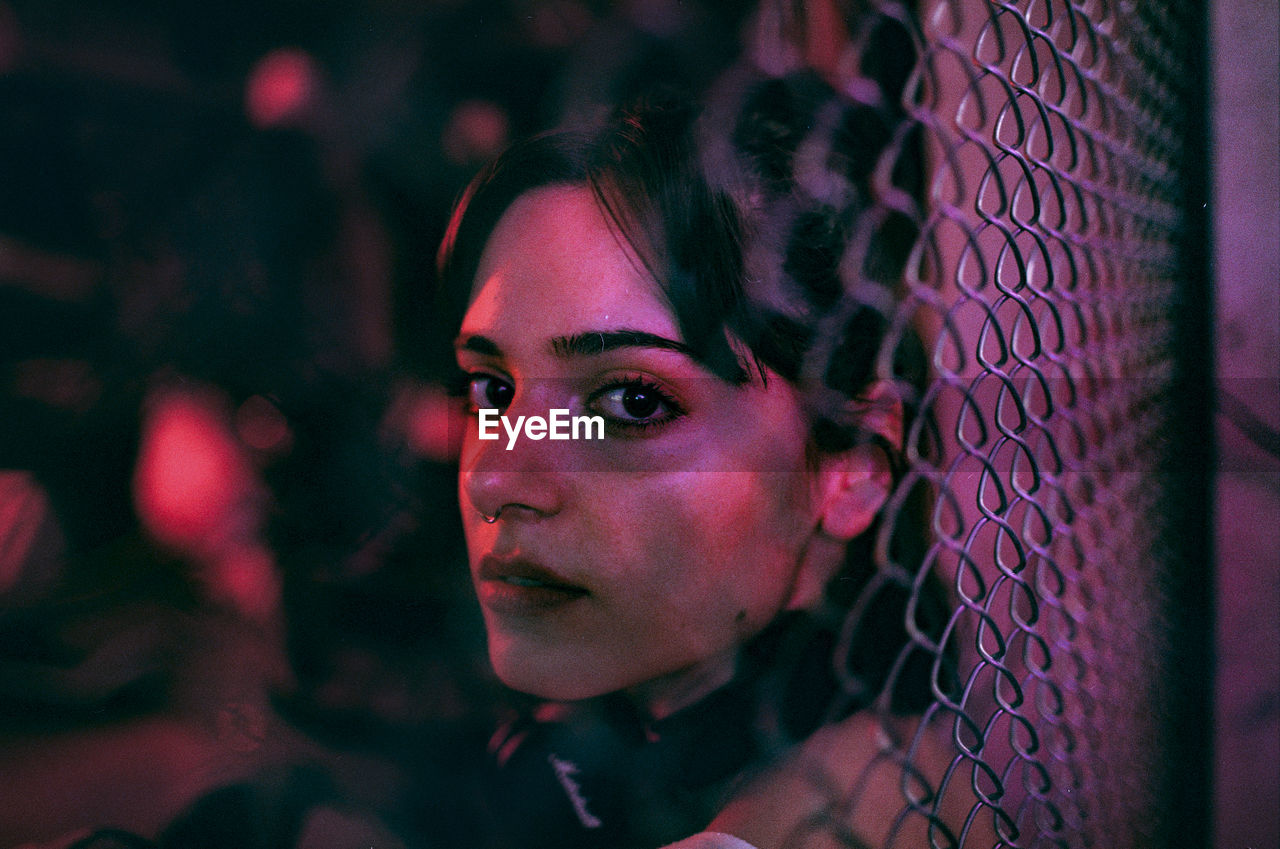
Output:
left=625, top=647, right=740, bottom=721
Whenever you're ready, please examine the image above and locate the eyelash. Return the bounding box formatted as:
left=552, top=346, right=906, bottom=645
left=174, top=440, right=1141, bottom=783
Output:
left=587, top=375, right=685, bottom=434
left=462, top=372, right=685, bottom=434
left=464, top=372, right=513, bottom=413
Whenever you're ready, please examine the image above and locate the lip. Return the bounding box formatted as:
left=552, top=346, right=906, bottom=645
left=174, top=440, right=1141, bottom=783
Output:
left=475, top=554, right=589, bottom=614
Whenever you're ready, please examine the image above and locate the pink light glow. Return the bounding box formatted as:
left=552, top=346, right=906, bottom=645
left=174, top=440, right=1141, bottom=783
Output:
left=385, top=381, right=464, bottom=463
left=234, top=394, right=292, bottom=455
left=0, top=3, right=20, bottom=74
left=245, top=48, right=318, bottom=129
left=441, top=99, right=510, bottom=166
left=205, top=544, right=281, bottom=624
left=133, top=389, right=259, bottom=559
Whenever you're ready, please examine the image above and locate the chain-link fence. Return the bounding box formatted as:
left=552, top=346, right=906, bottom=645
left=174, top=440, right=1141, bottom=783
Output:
left=808, top=0, right=1212, bottom=845
left=0, top=1, right=1214, bottom=845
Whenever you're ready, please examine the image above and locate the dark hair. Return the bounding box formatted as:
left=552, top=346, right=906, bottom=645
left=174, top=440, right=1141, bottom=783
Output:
left=438, top=79, right=925, bottom=433
left=437, top=77, right=949, bottom=718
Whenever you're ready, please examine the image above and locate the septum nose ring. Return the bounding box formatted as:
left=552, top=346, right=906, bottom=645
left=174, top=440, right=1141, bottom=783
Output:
left=479, top=507, right=502, bottom=524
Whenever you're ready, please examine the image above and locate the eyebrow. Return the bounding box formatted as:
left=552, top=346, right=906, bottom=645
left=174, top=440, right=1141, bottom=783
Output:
left=454, top=334, right=503, bottom=356
left=454, top=329, right=695, bottom=359
left=551, top=329, right=694, bottom=358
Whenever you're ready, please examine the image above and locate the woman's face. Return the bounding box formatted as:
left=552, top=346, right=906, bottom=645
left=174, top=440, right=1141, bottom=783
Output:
left=454, top=186, right=835, bottom=714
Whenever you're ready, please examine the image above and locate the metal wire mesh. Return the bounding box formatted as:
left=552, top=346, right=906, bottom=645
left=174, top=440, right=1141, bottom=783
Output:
left=785, top=0, right=1207, bottom=846
left=0, top=2, right=1211, bottom=847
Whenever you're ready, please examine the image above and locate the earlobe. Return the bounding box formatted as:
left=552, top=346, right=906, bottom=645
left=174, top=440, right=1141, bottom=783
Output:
left=786, top=383, right=902, bottom=611
left=816, top=445, right=892, bottom=541
left=786, top=449, right=892, bottom=611
left=816, top=379, right=903, bottom=541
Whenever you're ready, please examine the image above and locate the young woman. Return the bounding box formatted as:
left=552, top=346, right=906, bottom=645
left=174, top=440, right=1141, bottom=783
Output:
left=437, top=70, right=975, bottom=849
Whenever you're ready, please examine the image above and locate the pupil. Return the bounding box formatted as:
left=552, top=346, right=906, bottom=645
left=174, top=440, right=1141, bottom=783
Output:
left=622, top=387, right=659, bottom=418
left=486, top=381, right=513, bottom=408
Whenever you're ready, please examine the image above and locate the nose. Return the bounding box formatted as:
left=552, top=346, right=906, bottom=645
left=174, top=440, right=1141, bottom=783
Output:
left=460, top=396, right=567, bottom=523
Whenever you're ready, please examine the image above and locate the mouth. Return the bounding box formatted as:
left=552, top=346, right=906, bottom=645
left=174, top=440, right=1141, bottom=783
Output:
left=476, top=554, right=589, bottom=612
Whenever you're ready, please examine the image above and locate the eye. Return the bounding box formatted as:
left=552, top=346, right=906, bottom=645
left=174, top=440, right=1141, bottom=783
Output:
left=590, top=378, right=683, bottom=429
left=467, top=374, right=514, bottom=412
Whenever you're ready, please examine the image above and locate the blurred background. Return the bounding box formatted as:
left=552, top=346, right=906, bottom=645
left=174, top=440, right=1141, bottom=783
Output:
left=0, top=2, right=760, bottom=844
left=0, top=1, right=1275, bottom=847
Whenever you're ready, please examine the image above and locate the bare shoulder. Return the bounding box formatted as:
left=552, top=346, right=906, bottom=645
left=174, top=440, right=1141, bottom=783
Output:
left=705, top=711, right=996, bottom=849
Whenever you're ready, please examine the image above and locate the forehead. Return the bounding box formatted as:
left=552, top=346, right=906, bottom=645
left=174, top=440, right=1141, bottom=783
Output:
left=461, top=185, right=679, bottom=345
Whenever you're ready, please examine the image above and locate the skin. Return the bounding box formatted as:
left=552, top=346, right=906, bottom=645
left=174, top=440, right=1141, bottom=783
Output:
left=452, top=185, right=980, bottom=849
left=454, top=185, right=892, bottom=718
left=700, top=709, right=996, bottom=849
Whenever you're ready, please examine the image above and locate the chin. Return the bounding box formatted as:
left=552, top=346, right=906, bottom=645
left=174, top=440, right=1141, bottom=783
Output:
left=488, top=637, right=620, bottom=702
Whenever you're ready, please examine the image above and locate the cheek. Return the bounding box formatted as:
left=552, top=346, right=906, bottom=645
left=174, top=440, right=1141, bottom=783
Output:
left=618, top=473, right=814, bottom=622
left=697, top=469, right=815, bottom=549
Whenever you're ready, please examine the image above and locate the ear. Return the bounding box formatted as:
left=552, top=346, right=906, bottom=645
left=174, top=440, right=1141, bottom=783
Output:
left=816, top=380, right=902, bottom=541
left=786, top=381, right=903, bottom=611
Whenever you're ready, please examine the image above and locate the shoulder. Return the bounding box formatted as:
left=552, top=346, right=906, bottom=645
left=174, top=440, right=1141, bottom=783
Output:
left=704, top=711, right=992, bottom=849
left=661, top=833, right=762, bottom=849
